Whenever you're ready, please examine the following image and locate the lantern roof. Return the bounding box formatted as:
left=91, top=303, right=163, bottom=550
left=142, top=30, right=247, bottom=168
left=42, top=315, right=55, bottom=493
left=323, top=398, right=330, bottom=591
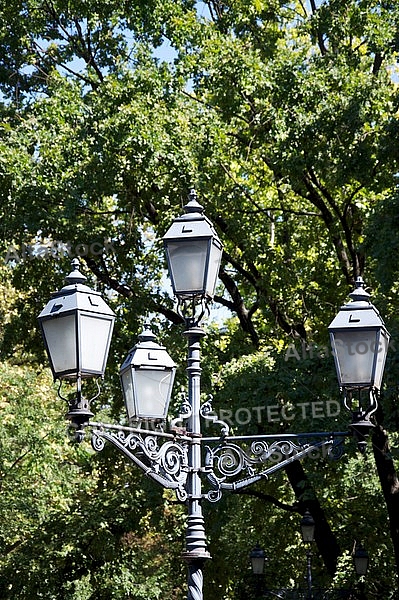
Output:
left=38, top=259, right=115, bottom=321
left=328, top=277, right=388, bottom=331
left=120, top=322, right=176, bottom=371
left=162, top=189, right=222, bottom=243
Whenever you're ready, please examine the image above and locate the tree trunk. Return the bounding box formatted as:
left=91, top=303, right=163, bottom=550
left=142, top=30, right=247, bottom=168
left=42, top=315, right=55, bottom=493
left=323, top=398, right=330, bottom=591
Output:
left=285, top=460, right=340, bottom=576
left=372, top=424, right=399, bottom=583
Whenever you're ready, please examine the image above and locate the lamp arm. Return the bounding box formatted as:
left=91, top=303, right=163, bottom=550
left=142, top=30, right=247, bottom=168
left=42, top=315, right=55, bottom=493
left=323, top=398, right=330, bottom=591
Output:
left=90, top=424, right=190, bottom=502
left=203, top=437, right=346, bottom=502
left=87, top=422, right=348, bottom=504
left=366, top=388, right=379, bottom=418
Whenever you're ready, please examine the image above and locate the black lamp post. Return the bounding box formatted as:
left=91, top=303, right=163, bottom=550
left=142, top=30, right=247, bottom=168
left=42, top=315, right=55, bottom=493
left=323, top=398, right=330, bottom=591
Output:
left=353, top=542, right=369, bottom=600
left=353, top=543, right=369, bottom=576
left=38, top=191, right=390, bottom=600
left=250, top=544, right=266, bottom=598
left=300, top=510, right=315, bottom=600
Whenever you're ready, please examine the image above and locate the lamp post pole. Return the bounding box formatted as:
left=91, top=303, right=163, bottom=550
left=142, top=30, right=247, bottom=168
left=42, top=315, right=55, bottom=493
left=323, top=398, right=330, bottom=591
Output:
left=38, top=190, right=389, bottom=600
left=305, top=550, right=313, bottom=600
left=250, top=544, right=266, bottom=598
left=182, top=325, right=211, bottom=599
left=300, top=510, right=315, bottom=600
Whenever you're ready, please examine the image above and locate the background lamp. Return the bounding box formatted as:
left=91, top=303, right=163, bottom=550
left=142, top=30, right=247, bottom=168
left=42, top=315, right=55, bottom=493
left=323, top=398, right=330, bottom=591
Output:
left=300, top=509, right=316, bottom=543
left=250, top=544, right=266, bottom=575
left=353, top=543, right=369, bottom=576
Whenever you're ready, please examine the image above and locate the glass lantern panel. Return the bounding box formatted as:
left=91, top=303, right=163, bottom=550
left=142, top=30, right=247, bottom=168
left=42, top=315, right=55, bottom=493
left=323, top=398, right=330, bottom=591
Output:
left=80, top=314, right=114, bottom=376
left=373, top=329, right=389, bottom=390
left=301, top=524, right=315, bottom=543
left=332, top=329, right=376, bottom=386
left=134, top=368, right=173, bottom=419
left=251, top=556, right=265, bottom=575
left=205, top=240, right=222, bottom=299
left=41, top=314, right=77, bottom=377
left=354, top=555, right=368, bottom=576
left=120, top=369, right=136, bottom=420
left=166, top=239, right=208, bottom=294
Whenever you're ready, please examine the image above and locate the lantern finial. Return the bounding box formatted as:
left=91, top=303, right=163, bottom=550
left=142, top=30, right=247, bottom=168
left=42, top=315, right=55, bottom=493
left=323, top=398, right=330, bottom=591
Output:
left=349, top=276, right=370, bottom=303
left=184, top=189, right=204, bottom=214
left=138, top=320, right=157, bottom=343
left=65, top=258, right=87, bottom=286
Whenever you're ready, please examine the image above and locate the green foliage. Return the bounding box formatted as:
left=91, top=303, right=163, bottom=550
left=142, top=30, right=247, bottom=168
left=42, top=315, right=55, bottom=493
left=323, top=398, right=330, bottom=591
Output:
left=1, top=0, right=399, bottom=597
left=0, top=362, right=186, bottom=599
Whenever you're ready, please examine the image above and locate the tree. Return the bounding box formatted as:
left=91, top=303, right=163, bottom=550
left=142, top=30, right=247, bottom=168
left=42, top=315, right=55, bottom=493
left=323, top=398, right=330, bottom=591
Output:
left=1, top=0, right=399, bottom=596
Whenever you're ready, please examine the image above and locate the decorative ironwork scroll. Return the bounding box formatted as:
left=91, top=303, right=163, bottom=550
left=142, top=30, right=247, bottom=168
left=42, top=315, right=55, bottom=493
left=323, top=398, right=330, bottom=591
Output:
left=89, top=422, right=348, bottom=504
left=91, top=423, right=190, bottom=502
left=203, top=434, right=346, bottom=502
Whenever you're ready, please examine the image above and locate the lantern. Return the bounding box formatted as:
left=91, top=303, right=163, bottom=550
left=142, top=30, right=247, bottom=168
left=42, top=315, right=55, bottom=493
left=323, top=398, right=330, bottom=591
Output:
left=120, top=323, right=176, bottom=422
left=328, top=277, right=390, bottom=392
left=38, top=259, right=115, bottom=381
left=163, top=190, right=223, bottom=302
left=300, top=510, right=316, bottom=543
left=250, top=544, right=266, bottom=575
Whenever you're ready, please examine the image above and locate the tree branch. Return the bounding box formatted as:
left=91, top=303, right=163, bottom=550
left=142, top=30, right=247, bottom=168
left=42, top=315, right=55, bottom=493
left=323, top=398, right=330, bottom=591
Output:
left=232, top=487, right=299, bottom=513
left=285, top=460, right=340, bottom=576
left=83, top=256, right=183, bottom=325
left=219, top=268, right=259, bottom=346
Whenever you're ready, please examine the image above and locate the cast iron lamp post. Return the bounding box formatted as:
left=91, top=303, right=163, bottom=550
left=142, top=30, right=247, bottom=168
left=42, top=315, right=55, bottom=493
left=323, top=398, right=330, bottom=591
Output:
left=300, top=510, right=315, bottom=600
left=39, top=190, right=389, bottom=600
left=353, top=543, right=368, bottom=600
left=250, top=544, right=267, bottom=598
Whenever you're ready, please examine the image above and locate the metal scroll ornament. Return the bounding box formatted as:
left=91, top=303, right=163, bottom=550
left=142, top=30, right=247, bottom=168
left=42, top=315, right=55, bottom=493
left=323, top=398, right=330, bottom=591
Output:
left=203, top=437, right=341, bottom=501
left=91, top=425, right=189, bottom=502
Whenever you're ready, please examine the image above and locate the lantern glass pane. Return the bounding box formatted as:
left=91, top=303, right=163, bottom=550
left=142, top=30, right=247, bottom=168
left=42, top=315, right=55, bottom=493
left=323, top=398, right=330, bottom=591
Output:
left=80, top=314, right=113, bottom=376
left=373, top=330, right=389, bottom=390
left=354, top=553, right=368, bottom=576
left=332, top=329, right=376, bottom=386
left=134, top=368, right=173, bottom=419
left=166, top=240, right=208, bottom=294
left=301, top=524, right=315, bottom=543
left=41, top=314, right=77, bottom=376
left=251, top=556, right=265, bottom=575
left=120, top=369, right=135, bottom=420
left=205, top=240, right=222, bottom=298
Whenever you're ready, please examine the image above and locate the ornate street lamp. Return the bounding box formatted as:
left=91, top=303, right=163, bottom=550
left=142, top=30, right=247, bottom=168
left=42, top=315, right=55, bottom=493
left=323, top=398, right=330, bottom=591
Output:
left=163, top=189, right=223, bottom=321
left=329, top=277, right=390, bottom=450
left=120, top=323, right=176, bottom=423
left=39, top=191, right=386, bottom=600
left=162, top=190, right=222, bottom=591
left=38, top=258, right=115, bottom=430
